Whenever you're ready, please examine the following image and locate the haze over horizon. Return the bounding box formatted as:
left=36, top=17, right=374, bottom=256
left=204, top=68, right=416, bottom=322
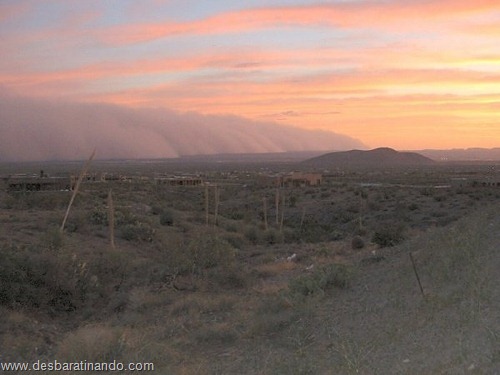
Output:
left=1, top=0, right=499, bottom=161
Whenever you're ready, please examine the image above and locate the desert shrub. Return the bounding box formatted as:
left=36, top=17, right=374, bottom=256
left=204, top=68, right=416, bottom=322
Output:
left=296, top=220, right=344, bottom=243
left=244, top=225, right=260, bottom=245
left=64, top=212, right=86, bottom=233
left=89, top=208, right=108, bottom=225
left=0, top=232, right=135, bottom=315
left=187, top=232, right=235, bottom=274
left=0, top=245, right=94, bottom=312
left=282, top=227, right=300, bottom=243
left=42, top=226, right=64, bottom=250
left=223, top=233, right=247, bottom=249
left=120, top=222, right=154, bottom=241
left=434, top=194, right=447, bottom=202
left=351, top=235, right=365, bottom=250
left=151, top=205, right=163, bottom=215
left=225, top=222, right=238, bottom=232
left=114, top=209, right=138, bottom=226
left=159, top=209, right=174, bottom=226
left=263, top=228, right=284, bottom=245
left=289, top=264, right=352, bottom=297
left=225, top=209, right=245, bottom=220
left=166, top=230, right=236, bottom=276
left=209, top=267, right=249, bottom=289
left=408, top=203, right=419, bottom=211
left=372, top=223, right=406, bottom=247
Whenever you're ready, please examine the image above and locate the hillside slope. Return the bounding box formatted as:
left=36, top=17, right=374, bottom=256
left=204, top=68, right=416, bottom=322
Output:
left=210, top=204, right=500, bottom=374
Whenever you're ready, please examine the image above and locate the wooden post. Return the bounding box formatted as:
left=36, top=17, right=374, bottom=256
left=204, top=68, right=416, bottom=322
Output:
left=280, top=193, right=285, bottom=233
left=214, top=184, right=220, bottom=227
left=358, top=192, right=364, bottom=231
left=61, top=149, right=95, bottom=232
left=205, top=184, right=209, bottom=226
left=263, top=197, right=268, bottom=231
left=108, top=189, right=115, bottom=249
left=275, top=188, right=280, bottom=225
left=409, top=252, right=425, bottom=297
left=299, top=206, right=306, bottom=230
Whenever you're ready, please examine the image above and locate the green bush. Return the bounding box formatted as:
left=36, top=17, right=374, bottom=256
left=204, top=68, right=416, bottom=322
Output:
left=244, top=225, right=260, bottom=245
left=120, top=222, right=154, bottom=242
left=42, top=226, right=64, bottom=250
left=289, top=264, right=352, bottom=297
left=224, top=233, right=247, bottom=249
left=166, top=230, right=236, bottom=276
left=372, top=223, right=406, bottom=247
left=89, top=209, right=108, bottom=225
left=0, top=244, right=103, bottom=312
left=351, top=235, right=365, bottom=249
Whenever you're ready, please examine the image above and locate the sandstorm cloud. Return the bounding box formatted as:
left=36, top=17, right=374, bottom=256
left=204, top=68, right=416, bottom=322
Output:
left=0, top=92, right=365, bottom=162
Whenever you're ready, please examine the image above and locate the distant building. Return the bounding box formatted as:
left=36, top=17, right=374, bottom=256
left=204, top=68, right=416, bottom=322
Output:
left=450, top=177, right=500, bottom=188
left=256, top=172, right=322, bottom=188
left=472, top=178, right=500, bottom=187
left=99, top=173, right=131, bottom=182
left=155, top=176, right=203, bottom=187
left=4, top=176, right=72, bottom=192
left=282, top=172, right=322, bottom=187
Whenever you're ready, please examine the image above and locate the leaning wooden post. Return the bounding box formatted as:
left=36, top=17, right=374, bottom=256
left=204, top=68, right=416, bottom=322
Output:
left=108, top=189, right=115, bottom=249
left=61, top=149, right=95, bottom=232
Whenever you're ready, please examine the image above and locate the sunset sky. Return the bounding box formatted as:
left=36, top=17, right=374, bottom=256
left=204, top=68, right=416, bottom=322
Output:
left=1, top=0, right=500, bottom=156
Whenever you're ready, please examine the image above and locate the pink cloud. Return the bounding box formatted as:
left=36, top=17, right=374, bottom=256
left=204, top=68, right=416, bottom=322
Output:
left=95, top=0, right=500, bottom=45
left=0, top=2, right=32, bottom=22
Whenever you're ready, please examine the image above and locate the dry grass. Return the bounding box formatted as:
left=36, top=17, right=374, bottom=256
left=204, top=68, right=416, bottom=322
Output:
left=57, top=324, right=125, bottom=362
left=255, top=260, right=298, bottom=276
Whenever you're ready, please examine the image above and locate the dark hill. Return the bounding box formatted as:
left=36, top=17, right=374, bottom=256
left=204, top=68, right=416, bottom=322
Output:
left=303, top=147, right=435, bottom=168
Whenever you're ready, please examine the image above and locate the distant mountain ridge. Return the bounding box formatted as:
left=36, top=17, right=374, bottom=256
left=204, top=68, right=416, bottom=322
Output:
left=303, top=147, right=435, bottom=167
left=414, top=148, right=500, bottom=161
